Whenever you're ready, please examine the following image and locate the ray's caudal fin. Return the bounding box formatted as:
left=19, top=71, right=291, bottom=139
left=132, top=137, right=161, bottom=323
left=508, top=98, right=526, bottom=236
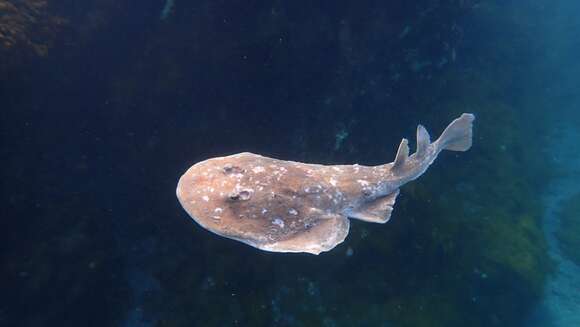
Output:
left=434, top=113, right=475, bottom=152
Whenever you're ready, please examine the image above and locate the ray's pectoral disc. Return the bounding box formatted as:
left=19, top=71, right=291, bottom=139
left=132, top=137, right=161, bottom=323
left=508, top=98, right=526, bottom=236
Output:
left=176, top=154, right=351, bottom=255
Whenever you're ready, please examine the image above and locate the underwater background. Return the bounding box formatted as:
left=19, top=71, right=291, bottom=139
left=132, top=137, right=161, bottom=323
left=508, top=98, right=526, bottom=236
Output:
left=1, top=1, right=579, bottom=326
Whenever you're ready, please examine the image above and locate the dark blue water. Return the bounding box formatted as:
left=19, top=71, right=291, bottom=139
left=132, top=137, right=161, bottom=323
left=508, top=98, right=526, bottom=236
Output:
left=1, top=1, right=579, bottom=326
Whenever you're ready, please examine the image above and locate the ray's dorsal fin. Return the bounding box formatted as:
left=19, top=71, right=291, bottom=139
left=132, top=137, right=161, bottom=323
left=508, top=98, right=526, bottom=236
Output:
left=416, top=124, right=431, bottom=157
left=393, top=138, right=409, bottom=171
left=346, top=190, right=400, bottom=224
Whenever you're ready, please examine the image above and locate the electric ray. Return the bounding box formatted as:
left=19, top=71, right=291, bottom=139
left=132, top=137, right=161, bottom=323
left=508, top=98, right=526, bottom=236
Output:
left=176, top=113, right=475, bottom=254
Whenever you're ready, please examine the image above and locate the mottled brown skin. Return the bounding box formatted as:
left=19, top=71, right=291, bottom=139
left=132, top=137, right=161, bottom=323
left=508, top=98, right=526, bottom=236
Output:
left=176, top=113, right=475, bottom=254
left=176, top=153, right=378, bottom=253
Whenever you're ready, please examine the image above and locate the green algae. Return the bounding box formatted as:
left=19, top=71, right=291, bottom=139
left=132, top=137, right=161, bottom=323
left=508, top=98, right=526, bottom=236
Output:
left=556, top=192, right=580, bottom=265
left=476, top=212, right=550, bottom=295
left=382, top=294, right=463, bottom=327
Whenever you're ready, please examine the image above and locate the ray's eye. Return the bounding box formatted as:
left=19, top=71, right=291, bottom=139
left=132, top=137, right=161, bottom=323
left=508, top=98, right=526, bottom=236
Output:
left=223, top=163, right=244, bottom=175
left=228, top=189, right=252, bottom=201
left=223, top=164, right=234, bottom=172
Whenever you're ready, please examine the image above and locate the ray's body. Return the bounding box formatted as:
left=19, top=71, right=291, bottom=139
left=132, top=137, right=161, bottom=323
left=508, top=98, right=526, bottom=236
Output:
left=176, top=114, right=475, bottom=254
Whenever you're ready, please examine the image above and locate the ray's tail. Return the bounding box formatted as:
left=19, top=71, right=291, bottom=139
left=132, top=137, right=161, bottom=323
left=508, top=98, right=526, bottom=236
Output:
left=392, top=113, right=475, bottom=172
